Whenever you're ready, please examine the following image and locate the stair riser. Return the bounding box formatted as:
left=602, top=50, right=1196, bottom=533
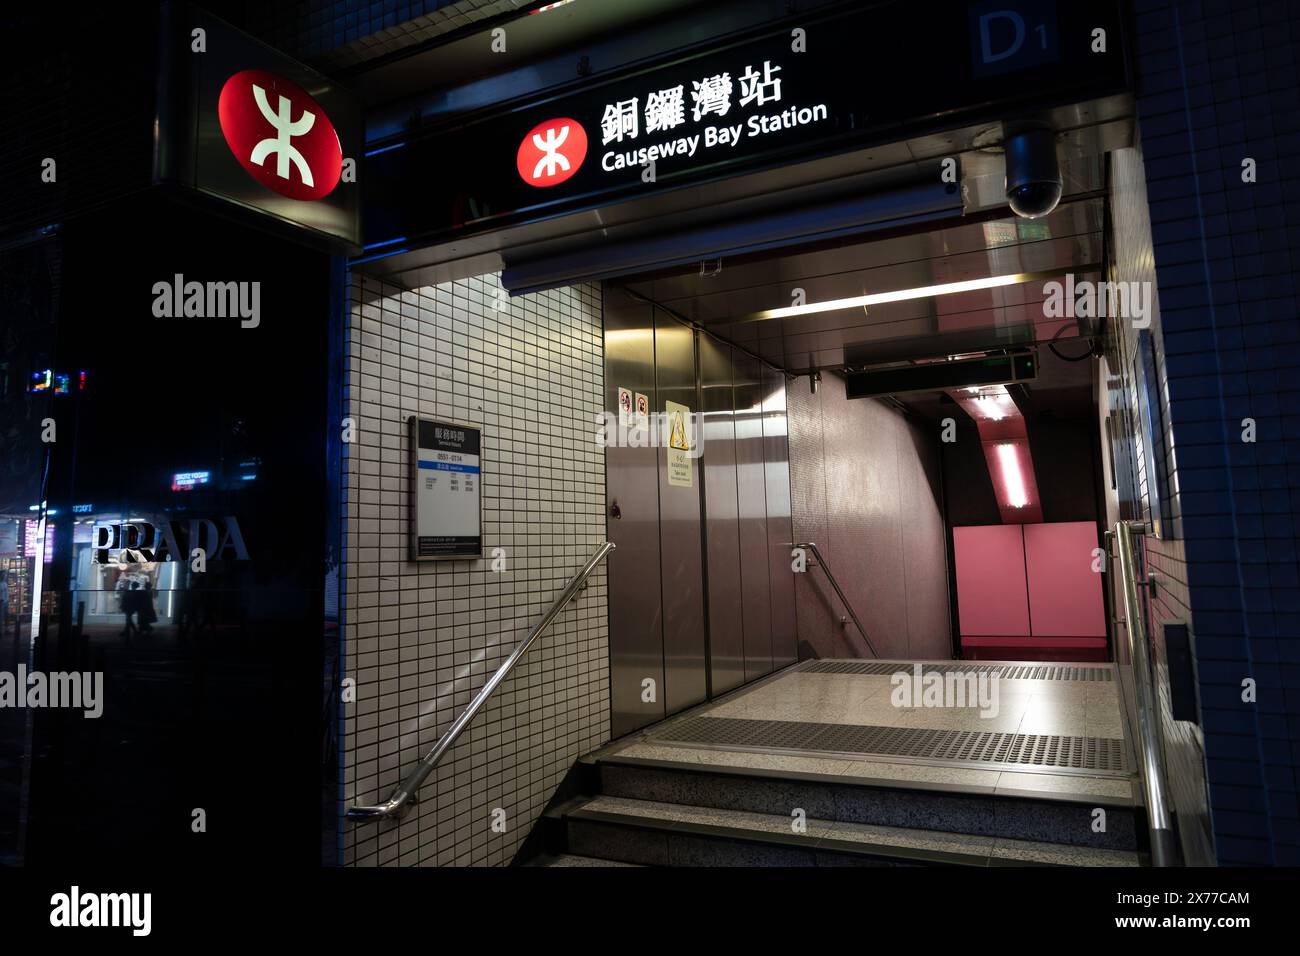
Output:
left=566, top=819, right=951, bottom=867
left=600, top=763, right=1139, bottom=851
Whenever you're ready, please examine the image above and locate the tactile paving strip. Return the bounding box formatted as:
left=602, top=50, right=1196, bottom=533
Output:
left=798, top=661, right=1113, bottom=682
left=650, top=716, right=1128, bottom=774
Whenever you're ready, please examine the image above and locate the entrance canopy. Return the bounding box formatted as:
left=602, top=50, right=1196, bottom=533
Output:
left=352, top=0, right=1131, bottom=293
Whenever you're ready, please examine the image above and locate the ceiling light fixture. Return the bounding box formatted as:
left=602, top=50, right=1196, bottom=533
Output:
left=741, top=264, right=1097, bottom=323
left=996, top=442, right=1029, bottom=508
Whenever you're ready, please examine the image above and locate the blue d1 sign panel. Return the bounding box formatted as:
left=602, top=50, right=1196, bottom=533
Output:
left=968, top=0, right=1062, bottom=79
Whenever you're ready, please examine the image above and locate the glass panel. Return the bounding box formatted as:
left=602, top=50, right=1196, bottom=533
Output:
left=0, top=237, right=60, bottom=865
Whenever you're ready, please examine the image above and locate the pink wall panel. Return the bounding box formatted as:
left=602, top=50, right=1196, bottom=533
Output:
left=953, top=525, right=1030, bottom=636
left=1024, top=522, right=1106, bottom=637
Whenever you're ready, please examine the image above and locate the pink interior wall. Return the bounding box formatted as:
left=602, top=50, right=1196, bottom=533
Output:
left=1024, top=521, right=1106, bottom=637
left=954, top=522, right=1107, bottom=660
left=952, top=525, right=1030, bottom=635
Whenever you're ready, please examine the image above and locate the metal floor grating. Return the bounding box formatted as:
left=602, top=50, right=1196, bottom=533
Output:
left=798, top=661, right=1113, bottom=682
left=650, top=716, right=1128, bottom=774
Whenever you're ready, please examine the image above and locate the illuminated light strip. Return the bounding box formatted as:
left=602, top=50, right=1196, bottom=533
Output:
left=364, top=141, right=406, bottom=157
left=740, top=264, right=1099, bottom=323
left=29, top=503, right=47, bottom=639
left=996, top=443, right=1029, bottom=508
left=350, top=247, right=409, bottom=266
left=362, top=235, right=408, bottom=251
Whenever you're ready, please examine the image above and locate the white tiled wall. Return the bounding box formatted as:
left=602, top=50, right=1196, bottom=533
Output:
left=342, top=272, right=609, bottom=866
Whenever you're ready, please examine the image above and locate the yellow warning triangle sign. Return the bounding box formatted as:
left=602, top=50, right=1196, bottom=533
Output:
left=669, top=411, right=688, bottom=450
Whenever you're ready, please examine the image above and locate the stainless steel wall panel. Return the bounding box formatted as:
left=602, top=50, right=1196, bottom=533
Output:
left=899, top=414, right=953, bottom=659
left=733, top=352, right=773, bottom=679
left=606, top=281, right=801, bottom=715
left=699, top=336, right=745, bottom=696
left=763, top=365, right=798, bottom=668
left=786, top=370, right=951, bottom=659
left=654, top=313, right=708, bottom=715
left=604, top=285, right=665, bottom=737
left=785, top=376, right=831, bottom=659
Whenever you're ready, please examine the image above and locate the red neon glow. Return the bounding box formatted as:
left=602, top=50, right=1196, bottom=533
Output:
left=949, top=385, right=1042, bottom=523
left=982, top=436, right=1042, bottom=522
left=996, top=442, right=1028, bottom=507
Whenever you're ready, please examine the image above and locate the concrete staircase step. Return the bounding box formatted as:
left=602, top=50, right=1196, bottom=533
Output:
left=564, top=795, right=1141, bottom=867
left=525, top=853, right=643, bottom=867
left=594, top=755, right=1141, bottom=851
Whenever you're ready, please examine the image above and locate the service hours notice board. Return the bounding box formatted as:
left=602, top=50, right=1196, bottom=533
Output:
left=409, top=416, right=483, bottom=560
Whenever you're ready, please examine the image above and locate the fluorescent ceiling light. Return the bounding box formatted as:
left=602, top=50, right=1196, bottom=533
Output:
left=743, top=264, right=1096, bottom=323
left=757, top=273, right=1026, bottom=320
left=996, top=443, right=1029, bottom=508
left=965, top=384, right=1018, bottom=422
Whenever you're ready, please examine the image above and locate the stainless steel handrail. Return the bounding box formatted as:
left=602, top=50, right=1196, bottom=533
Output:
left=1113, top=520, right=1177, bottom=865
left=793, top=541, right=878, bottom=657
left=347, top=541, right=616, bottom=822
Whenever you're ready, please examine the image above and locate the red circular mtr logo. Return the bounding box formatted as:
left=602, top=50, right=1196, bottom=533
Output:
left=516, top=117, right=587, bottom=187
left=218, top=69, right=343, bottom=201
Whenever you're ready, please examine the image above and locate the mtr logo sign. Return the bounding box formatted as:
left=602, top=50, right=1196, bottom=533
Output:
left=217, top=68, right=343, bottom=201
left=516, top=117, right=588, bottom=187
left=155, top=10, right=360, bottom=247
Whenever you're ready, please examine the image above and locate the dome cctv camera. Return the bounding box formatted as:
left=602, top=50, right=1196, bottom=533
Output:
left=1004, top=126, right=1062, bottom=219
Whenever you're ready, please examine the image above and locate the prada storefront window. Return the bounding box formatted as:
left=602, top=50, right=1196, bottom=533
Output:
left=1, top=196, right=336, bottom=865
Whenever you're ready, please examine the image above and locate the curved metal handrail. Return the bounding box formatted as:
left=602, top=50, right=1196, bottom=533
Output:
left=1113, top=520, right=1177, bottom=865
left=347, top=541, right=615, bottom=822
left=793, top=541, right=877, bottom=657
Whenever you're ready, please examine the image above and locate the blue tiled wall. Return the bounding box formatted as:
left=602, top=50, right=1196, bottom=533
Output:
left=1131, top=0, right=1300, bottom=865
